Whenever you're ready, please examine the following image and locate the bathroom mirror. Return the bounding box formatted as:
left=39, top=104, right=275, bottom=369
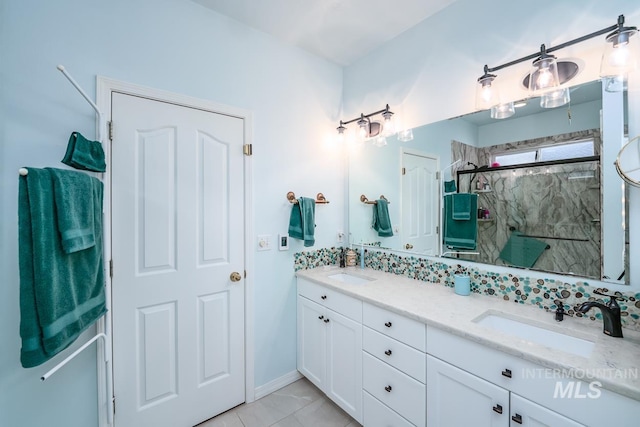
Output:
left=348, top=79, right=629, bottom=285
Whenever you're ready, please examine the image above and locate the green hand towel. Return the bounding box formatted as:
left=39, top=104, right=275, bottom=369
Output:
left=61, top=131, right=106, bottom=172
left=372, top=199, right=393, bottom=237
left=443, top=193, right=478, bottom=250
left=499, top=232, right=548, bottom=268
left=444, top=180, right=457, bottom=193
left=452, top=193, right=472, bottom=220
left=288, top=197, right=316, bottom=247
left=19, top=168, right=106, bottom=368
left=48, top=168, right=97, bottom=253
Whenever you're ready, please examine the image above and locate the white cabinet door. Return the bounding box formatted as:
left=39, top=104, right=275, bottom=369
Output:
left=297, top=293, right=363, bottom=423
left=297, top=296, right=327, bottom=390
left=427, top=355, right=509, bottom=427
left=326, top=309, right=362, bottom=422
left=510, top=394, right=584, bottom=427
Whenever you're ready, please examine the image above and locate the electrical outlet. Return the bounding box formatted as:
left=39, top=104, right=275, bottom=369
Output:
left=257, top=234, right=271, bottom=251
left=393, top=224, right=400, bottom=234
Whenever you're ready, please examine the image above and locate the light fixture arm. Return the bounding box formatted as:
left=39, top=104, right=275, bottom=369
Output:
left=484, top=15, right=630, bottom=74
left=340, top=104, right=393, bottom=126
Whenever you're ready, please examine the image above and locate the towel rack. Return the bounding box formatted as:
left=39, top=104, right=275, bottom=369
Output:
left=40, top=65, right=113, bottom=425
left=287, top=191, right=330, bottom=204
left=360, top=194, right=390, bottom=204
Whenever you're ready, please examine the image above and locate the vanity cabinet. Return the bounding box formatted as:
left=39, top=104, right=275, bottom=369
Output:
left=362, top=303, right=426, bottom=427
left=427, top=325, right=638, bottom=427
left=297, top=278, right=362, bottom=422
left=427, top=355, right=582, bottom=427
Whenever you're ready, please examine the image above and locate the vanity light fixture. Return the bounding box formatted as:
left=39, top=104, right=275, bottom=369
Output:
left=476, top=14, right=638, bottom=115
left=337, top=104, right=411, bottom=143
left=540, top=87, right=570, bottom=109
left=490, top=102, right=515, bottom=119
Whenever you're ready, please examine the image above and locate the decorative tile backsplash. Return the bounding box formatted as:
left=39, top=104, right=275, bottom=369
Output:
left=294, top=247, right=640, bottom=331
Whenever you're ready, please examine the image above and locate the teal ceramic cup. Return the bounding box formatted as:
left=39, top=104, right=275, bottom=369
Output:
left=454, top=274, right=471, bottom=296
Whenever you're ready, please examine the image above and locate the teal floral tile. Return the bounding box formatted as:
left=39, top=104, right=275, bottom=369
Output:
left=294, top=248, right=640, bottom=331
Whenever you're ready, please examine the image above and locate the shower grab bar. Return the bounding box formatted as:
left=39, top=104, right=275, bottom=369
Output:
left=508, top=226, right=589, bottom=242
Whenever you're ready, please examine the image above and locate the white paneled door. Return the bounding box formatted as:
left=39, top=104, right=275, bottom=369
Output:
left=401, top=151, right=439, bottom=255
left=111, top=93, right=245, bottom=427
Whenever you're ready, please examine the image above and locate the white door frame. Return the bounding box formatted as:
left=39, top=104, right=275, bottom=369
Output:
left=96, top=77, right=255, bottom=427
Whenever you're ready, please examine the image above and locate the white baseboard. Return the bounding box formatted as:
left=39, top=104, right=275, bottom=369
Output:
left=253, top=370, right=303, bottom=400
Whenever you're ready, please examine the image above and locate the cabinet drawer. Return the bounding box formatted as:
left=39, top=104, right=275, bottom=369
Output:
left=363, top=303, right=425, bottom=351
left=363, top=327, right=426, bottom=383
left=363, top=353, right=426, bottom=427
left=298, top=278, right=362, bottom=321
left=364, top=391, right=415, bottom=427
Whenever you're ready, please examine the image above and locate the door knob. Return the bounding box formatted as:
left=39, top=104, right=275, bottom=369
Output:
left=405, top=243, right=414, bottom=250
left=230, top=272, right=242, bottom=282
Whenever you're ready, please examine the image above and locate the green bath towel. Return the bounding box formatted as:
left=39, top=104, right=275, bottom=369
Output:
left=372, top=199, right=393, bottom=237
left=61, top=131, right=106, bottom=172
left=288, top=197, right=316, bottom=247
left=49, top=168, right=97, bottom=253
left=443, top=193, right=478, bottom=250
left=499, top=231, right=548, bottom=268
left=19, top=168, right=106, bottom=368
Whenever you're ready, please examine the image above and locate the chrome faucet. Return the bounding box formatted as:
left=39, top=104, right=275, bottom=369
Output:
left=576, top=290, right=623, bottom=338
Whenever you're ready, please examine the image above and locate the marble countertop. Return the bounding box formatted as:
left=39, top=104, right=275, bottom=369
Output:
left=296, top=266, right=640, bottom=401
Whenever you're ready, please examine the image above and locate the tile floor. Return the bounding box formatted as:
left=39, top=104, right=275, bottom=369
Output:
left=197, top=378, right=360, bottom=427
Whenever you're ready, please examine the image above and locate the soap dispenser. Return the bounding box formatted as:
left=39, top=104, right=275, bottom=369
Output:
left=339, top=248, right=346, bottom=268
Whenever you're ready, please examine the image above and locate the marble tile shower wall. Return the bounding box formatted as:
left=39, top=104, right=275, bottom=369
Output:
left=294, top=248, right=640, bottom=331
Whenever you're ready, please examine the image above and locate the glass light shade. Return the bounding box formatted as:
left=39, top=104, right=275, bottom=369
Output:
left=397, top=128, right=414, bottom=142
left=373, top=135, right=388, bottom=147
left=356, top=120, right=369, bottom=141
left=382, top=112, right=395, bottom=136
left=490, top=102, right=515, bottom=119
left=600, top=28, right=638, bottom=79
left=540, top=87, right=570, bottom=108
left=476, top=74, right=500, bottom=110
left=604, top=75, right=627, bottom=93
left=529, top=55, right=560, bottom=95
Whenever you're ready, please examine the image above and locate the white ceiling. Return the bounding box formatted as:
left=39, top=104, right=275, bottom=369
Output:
left=192, top=0, right=458, bottom=65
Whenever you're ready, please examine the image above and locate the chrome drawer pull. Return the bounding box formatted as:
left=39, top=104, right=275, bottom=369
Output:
left=501, top=368, right=512, bottom=378
left=384, top=385, right=392, bottom=392
left=492, top=404, right=503, bottom=414
left=384, top=349, right=392, bottom=356
left=384, top=321, right=392, bottom=328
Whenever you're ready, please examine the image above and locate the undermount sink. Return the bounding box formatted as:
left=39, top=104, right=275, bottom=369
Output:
left=474, top=312, right=595, bottom=357
left=327, top=272, right=375, bottom=285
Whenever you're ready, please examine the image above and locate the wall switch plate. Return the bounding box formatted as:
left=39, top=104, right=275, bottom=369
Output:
left=337, top=230, right=344, bottom=243
left=257, top=234, right=271, bottom=251
left=393, top=224, right=400, bottom=234
left=278, top=234, right=289, bottom=251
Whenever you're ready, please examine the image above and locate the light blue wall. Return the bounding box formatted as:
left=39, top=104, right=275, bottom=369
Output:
left=477, top=100, right=601, bottom=147
left=0, top=0, right=343, bottom=426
